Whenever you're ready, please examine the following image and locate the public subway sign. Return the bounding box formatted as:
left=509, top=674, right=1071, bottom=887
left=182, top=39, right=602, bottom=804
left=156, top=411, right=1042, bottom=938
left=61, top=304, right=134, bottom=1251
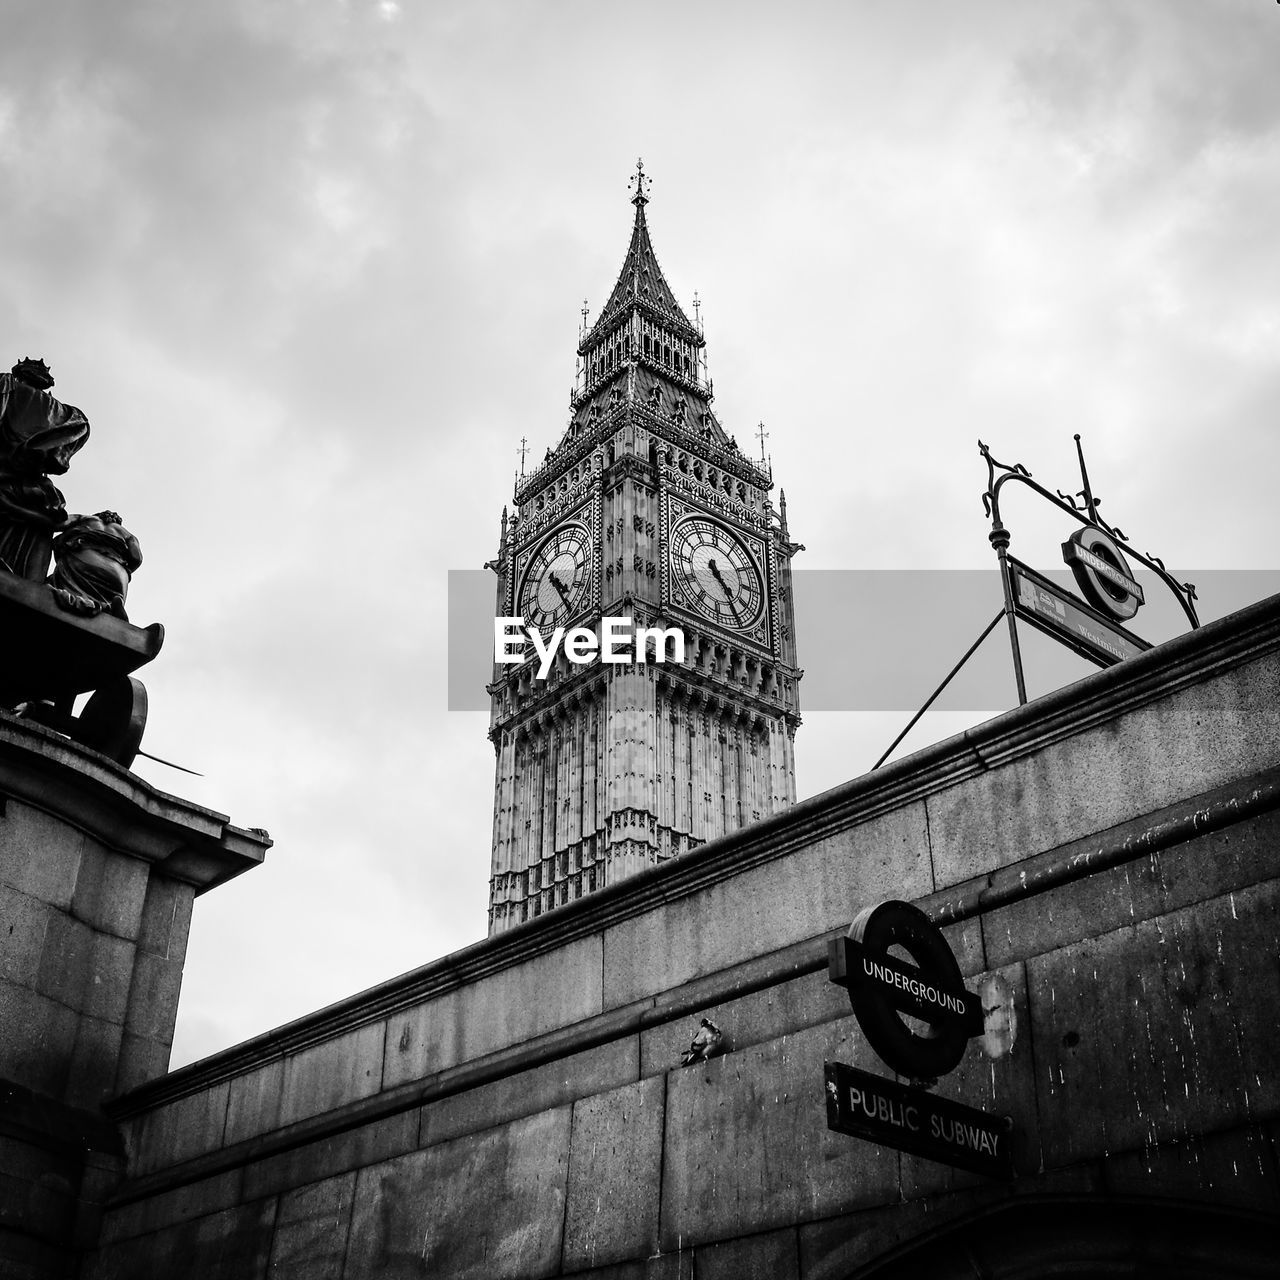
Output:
left=824, top=1061, right=1014, bottom=1181
left=828, top=899, right=982, bottom=1080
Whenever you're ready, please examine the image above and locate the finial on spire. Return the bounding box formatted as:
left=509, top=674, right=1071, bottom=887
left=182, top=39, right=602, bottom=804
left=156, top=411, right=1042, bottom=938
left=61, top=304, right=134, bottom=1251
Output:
left=629, top=157, right=651, bottom=207
left=517, top=435, right=529, bottom=480
left=692, top=290, right=702, bottom=333
left=756, top=421, right=770, bottom=467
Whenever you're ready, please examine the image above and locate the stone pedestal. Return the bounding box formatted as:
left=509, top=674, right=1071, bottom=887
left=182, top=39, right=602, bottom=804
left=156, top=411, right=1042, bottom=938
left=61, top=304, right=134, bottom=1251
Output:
left=0, top=710, right=267, bottom=1275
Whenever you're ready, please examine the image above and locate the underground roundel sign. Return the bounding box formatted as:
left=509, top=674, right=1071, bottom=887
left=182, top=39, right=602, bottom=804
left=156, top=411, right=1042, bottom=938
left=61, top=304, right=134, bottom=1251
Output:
left=828, top=900, right=983, bottom=1079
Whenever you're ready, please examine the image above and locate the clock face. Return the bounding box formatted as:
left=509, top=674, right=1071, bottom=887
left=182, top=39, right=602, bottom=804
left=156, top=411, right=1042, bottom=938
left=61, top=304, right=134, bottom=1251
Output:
left=519, top=524, right=592, bottom=628
left=669, top=517, right=765, bottom=629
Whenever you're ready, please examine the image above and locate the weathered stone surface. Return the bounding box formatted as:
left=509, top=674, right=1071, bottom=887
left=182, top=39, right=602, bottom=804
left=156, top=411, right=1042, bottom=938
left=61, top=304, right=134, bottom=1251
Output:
left=84, top=1198, right=276, bottom=1280
left=604, top=802, right=931, bottom=1009
left=99, top=1170, right=243, bottom=1245
left=134, top=874, right=194, bottom=960
left=0, top=801, right=84, bottom=909
left=640, top=966, right=847, bottom=1080
left=114, top=1030, right=171, bottom=1095
left=1029, top=878, right=1280, bottom=1169
left=982, top=804, right=1280, bottom=971
left=128, top=1080, right=229, bottom=1176
left=563, top=1075, right=664, bottom=1271
left=66, top=1013, right=127, bottom=1109
left=0, top=978, right=79, bottom=1095
left=567, top=1254, right=693, bottom=1280
left=384, top=934, right=605, bottom=1089
left=224, top=1057, right=284, bottom=1147
left=926, top=654, right=1280, bottom=888
left=242, top=1106, right=419, bottom=1202
left=70, top=839, right=148, bottom=940
left=121, top=948, right=183, bottom=1043
left=422, top=1034, right=638, bottom=1148
left=0, top=1134, right=79, bottom=1242
left=268, top=1171, right=356, bottom=1280
left=695, top=1226, right=798, bottom=1280
left=660, top=1018, right=899, bottom=1248
left=343, top=1106, right=571, bottom=1280
left=1101, top=1122, right=1279, bottom=1212
left=278, top=1021, right=385, bottom=1128
left=0, top=884, right=51, bottom=987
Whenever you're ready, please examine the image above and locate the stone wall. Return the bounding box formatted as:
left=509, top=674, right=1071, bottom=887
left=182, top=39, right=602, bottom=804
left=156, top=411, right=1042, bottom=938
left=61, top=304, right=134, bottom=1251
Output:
left=83, top=593, right=1280, bottom=1276
left=0, top=716, right=268, bottom=1278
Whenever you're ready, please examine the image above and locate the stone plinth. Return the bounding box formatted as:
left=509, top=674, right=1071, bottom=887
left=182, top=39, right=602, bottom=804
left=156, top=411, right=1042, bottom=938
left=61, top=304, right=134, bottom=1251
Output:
left=0, top=709, right=268, bottom=1274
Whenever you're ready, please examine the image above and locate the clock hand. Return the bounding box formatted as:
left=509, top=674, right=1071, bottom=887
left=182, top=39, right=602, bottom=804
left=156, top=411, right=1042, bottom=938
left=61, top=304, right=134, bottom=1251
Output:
left=706, top=558, right=741, bottom=623
left=548, top=570, right=573, bottom=605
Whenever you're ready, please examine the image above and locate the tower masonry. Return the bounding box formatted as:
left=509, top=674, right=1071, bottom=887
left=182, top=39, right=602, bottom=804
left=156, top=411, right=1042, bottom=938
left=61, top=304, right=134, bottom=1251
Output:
left=486, top=166, right=802, bottom=934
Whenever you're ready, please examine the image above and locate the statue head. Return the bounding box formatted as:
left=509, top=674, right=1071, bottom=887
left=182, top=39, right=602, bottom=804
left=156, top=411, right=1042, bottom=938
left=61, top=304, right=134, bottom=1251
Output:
left=11, top=357, right=54, bottom=391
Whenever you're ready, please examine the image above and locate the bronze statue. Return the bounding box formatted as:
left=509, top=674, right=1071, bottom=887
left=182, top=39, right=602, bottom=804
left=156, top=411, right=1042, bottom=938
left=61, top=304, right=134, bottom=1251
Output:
left=0, top=356, right=161, bottom=769
left=0, top=357, right=90, bottom=580
left=51, top=511, right=143, bottom=620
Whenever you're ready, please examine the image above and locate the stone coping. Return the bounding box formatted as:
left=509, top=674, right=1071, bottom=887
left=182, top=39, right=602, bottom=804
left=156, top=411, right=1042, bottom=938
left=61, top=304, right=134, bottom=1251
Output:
left=0, top=708, right=270, bottom=891
left=105, top=591, right=1280, bottom=1119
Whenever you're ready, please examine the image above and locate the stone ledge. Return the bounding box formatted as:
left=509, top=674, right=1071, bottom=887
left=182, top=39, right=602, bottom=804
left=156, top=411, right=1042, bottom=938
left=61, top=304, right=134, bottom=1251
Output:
left=0, top=710, right=270, bottom=893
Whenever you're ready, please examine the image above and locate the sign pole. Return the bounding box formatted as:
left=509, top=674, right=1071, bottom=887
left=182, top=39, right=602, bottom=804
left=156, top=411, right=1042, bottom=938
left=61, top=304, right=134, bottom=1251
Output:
left=989, top=522, right=1027, bottom=706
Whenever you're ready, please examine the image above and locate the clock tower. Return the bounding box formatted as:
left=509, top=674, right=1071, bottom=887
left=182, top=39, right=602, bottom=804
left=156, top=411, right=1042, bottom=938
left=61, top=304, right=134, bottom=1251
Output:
left=486, top=164, right=801, bottom=934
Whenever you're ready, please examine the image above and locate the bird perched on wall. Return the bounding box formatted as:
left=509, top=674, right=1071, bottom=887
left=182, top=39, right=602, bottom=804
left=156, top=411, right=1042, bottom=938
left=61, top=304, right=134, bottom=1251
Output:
left=681, top=1018, right=723, bottom=1065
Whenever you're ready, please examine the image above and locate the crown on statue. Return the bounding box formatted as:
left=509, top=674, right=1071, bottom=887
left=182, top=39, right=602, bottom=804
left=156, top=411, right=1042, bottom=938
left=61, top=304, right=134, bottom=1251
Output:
left=11, top=357, right=54, bottom=390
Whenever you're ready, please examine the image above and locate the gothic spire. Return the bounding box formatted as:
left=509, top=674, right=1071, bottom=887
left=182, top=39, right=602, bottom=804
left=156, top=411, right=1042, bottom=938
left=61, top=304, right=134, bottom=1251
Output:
left=583, top=161, right=701, bottom=350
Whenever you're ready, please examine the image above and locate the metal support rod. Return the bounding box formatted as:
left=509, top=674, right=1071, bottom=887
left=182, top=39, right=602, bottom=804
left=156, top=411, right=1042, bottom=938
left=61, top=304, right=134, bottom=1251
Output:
left=993, top=540, right=1027, bottom=706
left=871, top=609, right=1006, bottom=771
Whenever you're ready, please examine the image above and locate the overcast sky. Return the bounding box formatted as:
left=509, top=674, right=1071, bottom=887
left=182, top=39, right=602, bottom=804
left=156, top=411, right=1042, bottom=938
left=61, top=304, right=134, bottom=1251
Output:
left=4, top=1, right=1277, bottom=1068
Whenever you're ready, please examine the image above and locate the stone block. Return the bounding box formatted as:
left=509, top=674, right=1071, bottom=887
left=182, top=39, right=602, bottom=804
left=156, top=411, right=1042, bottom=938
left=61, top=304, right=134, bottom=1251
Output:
left=224, top=1058, right=284, bottom=1147
left=0, top=978, right=79, bottom=1097
left=0, top=1134, right=78, bottom=1242
left=695, top=1226, right=799, bottom=1280
left=268, top=1171, right=357, bottom=1280
left=660, top=1017, right=899, bottom=1249
left=640, top=967, right=848, bottom=1080
left=0, top=801, right=84, bottom=909
left=65, top=1014, right=126, bottom=1110
left=343, top=1106, right=571, bottom=1280
left=135, top=873, right=194, bottom=960
left=423, top=1034, right=638, bottom=1148
left=567, top=1255, right=693, bottom=1280
left=0, top=885, right=51, bottom=988
left=0, top=1226, right=73, bottom=1280
left=129, top=1081, right=229, bottom=1176
left=122, top=949, right=183, bottom=1044
left=563, top=1075, right=664, bottom=1271
left=982, top=805, right=1280, bottom=971
left=70, top=840, right=148, bottom=940
left=83, top=932, right=136, bottom=1024
left=99, top=1170, right=243, bottom=1245
left=242, top=1106, right=419, bottom=1202
left=604, top=802, right=931, bottom=1009
left=35, top=909, right=94, bottom=1009
left=384, top=935, right=605, bottom=1088
left=115, top=1031, right=172, bottom=1095
left=83, top=1198, right=276, bottom=1280
left=1027, top=879, right=1280, bottom=1170
left=926, top=655, right=1280, bottom=888
left=278, top=1020, right=386, bottom=1128
left=1102, top=1122, right=1279, bottom=1212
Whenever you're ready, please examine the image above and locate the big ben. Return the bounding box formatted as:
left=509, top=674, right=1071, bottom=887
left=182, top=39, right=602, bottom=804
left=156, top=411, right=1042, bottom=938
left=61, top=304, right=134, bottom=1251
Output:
left=486, top=164, right=801, bottom=934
